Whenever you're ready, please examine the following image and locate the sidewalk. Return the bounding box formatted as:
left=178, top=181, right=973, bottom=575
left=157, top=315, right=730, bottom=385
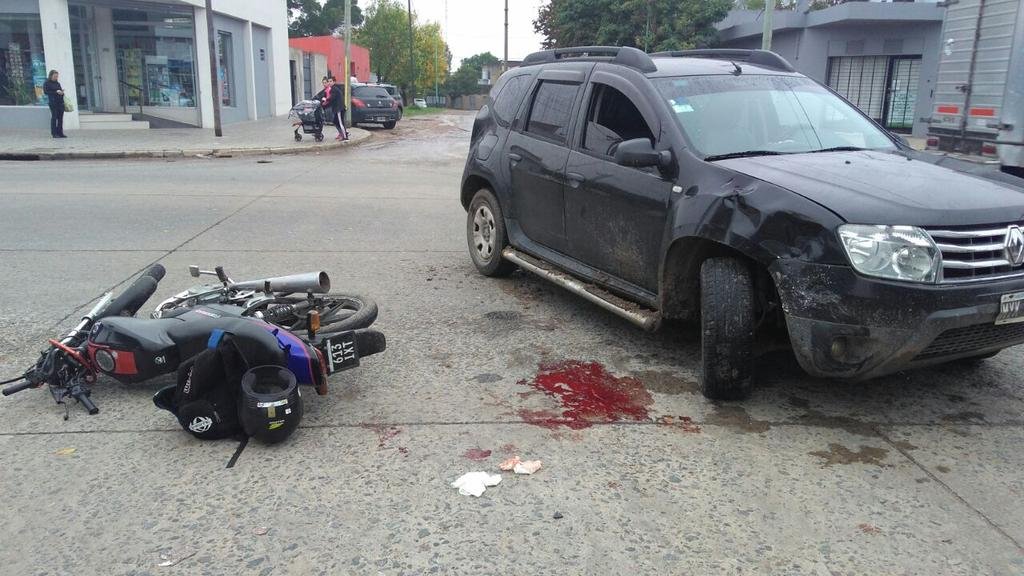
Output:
left=0, top=115, right=369, bottom=160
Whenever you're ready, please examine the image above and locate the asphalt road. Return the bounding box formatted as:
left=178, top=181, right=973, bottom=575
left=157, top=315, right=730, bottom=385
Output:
left=0, top=112, right=1022, bottom=576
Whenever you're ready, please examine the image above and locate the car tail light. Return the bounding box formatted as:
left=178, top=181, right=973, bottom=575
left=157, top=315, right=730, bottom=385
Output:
left=926, top=136, right=939, bottom=150
left=351, top=97, right=366, bottom=108
left=981, top=142, right=998, bottom=157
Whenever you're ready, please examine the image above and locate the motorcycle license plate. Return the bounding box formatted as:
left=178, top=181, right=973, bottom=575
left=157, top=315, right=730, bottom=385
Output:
left=320, top=332, right=359, bottom=373
left=995, top=291, right=1024, bottom=325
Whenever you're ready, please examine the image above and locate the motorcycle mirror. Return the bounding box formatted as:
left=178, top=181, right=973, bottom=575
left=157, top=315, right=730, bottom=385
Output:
left=189, top=265, right=201, bottom=278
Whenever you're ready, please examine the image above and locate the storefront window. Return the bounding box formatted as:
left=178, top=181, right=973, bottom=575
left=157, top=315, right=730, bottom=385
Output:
left=113, top=8, right=196, bottom=108
left=217, top=31, right=234, bottom=107
left=0, top=11, right=47, bottom=106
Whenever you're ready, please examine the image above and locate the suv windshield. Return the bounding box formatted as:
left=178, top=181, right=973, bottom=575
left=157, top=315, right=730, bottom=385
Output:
left=653, top=75, right=896, bottom=160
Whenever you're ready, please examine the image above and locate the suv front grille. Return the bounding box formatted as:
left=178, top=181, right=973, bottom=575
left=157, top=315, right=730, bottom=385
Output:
left=915, top=322, right=1024, bottom=360
left=925, top=223, right=1024, bottom=283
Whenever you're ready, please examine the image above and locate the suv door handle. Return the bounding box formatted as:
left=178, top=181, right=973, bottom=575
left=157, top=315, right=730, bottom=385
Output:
left=566, top=172, right=585, bottom=188
left=508, top=153, right=522, bottom=162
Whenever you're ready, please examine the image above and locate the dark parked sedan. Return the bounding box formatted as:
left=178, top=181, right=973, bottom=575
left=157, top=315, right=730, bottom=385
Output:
left=351, top=86, right=400, bottom=129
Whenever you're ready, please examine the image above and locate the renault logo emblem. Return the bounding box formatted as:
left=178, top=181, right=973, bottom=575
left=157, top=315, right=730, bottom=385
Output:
left=1006, top=226, right=1024, bottom=267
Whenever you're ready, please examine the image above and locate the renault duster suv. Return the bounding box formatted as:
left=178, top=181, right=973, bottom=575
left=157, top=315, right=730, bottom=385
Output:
left=460, top=46, right=1024, bottom=400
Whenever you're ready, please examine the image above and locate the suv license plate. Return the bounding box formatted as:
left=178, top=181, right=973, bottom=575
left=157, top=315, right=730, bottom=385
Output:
left=995, top=291, right=1024, bottom=325
left=321, top=332, right=360, bottom=373
left=376, top=116, right=388, bottom=122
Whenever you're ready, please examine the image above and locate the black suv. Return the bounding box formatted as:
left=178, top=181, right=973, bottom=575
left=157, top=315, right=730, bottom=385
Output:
left=460, top=46, right=1024, bottom=399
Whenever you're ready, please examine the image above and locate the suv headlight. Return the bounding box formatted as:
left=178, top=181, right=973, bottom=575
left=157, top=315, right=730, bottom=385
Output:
left=838, top=224, right=941, bottom=283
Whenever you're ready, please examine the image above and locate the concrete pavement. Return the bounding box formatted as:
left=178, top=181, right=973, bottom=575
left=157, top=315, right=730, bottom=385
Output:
left=0, top=114, right=371, bottom=160
left=0, top=112, right=1022, bottom=575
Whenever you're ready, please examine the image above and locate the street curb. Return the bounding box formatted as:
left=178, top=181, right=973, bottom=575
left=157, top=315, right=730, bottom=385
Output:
left=0, top=129, right=372, bottom=161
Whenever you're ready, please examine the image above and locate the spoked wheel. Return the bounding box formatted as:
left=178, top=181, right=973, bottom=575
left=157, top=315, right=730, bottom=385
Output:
left=314, top=132, right=324, bottom=142
left=294, top=131, right=303, bottom=142
left=251, top=293, right=378, bottom=337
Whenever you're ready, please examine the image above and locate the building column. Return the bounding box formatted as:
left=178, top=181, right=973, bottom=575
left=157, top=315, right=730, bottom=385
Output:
left=194, top=5, right=214, bottom=129
left=38, top=0, right=78, bottom=129
left=242, top=20, right=256, bottom=120
left=93, top=6, right=119, bottom=113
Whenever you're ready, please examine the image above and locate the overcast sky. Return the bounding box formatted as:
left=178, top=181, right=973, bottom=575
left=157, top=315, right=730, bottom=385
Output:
left=407, top=0, right=547, bottom=67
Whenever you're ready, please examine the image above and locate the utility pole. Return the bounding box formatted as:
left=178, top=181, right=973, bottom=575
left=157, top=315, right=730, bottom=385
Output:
left=762, top=0, right=775, bottom=51
left=503, top=0, right=508, bottom=73
left=434, top=38, right=438, bottom=104
left=204, top=0, right=222, bottom=136
left=344, top=0, right=352, bottom=125
left=407, top=0, right=416, bottom=102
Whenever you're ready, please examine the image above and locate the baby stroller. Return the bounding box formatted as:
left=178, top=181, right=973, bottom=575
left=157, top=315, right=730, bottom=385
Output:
left=289, top=100, right=325, bottom=142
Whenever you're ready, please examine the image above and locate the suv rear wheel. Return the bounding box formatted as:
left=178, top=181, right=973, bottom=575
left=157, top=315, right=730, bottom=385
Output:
left=699, top=257, right=755, bottom=400
left=467, top=188, right=516, bottom=277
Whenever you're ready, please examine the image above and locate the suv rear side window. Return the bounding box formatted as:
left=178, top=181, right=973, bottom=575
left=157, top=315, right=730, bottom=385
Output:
left=524, top=81, right=579, bottom=144
left=582, top=84, right=654, bottom=157
left=354, top=87, right=391, bottom=99
left=492, top=75, right=530, bottom=126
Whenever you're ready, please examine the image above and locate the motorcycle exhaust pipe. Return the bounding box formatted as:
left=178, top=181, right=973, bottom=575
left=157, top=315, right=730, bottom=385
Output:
left=229, top=271, right=331, bottom=294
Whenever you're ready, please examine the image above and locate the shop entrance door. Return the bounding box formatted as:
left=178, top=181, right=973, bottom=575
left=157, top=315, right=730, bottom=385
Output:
left=69, top=5, right=99, bottom=111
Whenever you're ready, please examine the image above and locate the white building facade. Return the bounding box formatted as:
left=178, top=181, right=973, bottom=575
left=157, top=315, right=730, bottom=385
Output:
left=0, top=0, right=290, bottom=129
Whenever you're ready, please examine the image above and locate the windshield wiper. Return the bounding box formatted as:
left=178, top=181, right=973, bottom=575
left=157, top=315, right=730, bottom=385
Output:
left=810, top=146, right=867, bottom=153
left=703, top=150, right=788, bottom=162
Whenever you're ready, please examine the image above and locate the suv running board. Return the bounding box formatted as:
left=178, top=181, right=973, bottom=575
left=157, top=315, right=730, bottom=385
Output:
left=501, top=247, right=661, bottom=331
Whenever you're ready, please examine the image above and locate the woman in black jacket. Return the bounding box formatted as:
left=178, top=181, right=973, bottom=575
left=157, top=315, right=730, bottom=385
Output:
left=43, top=70, right=66, bottom=138
left=315, top=76, right=348, bottom=141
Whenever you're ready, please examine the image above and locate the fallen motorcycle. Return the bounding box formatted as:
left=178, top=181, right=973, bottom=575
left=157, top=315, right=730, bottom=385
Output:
left=1, top=264, right=385, bottom=418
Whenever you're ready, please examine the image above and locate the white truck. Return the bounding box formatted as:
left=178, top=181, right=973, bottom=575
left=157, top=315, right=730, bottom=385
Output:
left=927, top=0, right=1024, bottom=176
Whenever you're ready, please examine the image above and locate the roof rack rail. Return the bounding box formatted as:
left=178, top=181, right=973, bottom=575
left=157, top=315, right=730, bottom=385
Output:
left=649, top=49, right=796, bottom=72
left=521, top=46, right=657, bottom=73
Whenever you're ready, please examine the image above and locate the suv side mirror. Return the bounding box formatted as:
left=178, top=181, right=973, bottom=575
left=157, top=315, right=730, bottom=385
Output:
left=614, top=138, right=673, bottom=171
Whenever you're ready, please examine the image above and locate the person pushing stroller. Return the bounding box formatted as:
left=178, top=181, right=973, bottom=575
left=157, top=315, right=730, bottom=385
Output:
left=315, top=76, right=348, bottom=142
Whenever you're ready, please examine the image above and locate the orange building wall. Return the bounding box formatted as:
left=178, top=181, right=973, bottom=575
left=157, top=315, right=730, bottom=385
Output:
left=288, top=37, right=371, bottom=83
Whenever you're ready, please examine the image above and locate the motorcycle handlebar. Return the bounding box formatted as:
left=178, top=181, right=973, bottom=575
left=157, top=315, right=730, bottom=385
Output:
left=73, top=389, right=99, bottom=415
left=100, top=264, right=165, bottom=319
left=2, top=379, right=37, bottom=396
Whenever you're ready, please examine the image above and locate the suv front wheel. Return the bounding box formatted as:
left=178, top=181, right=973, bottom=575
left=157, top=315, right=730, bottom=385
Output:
left=699, top=257, right=755, bottom=400
left=467, top=188, right=516, bottom=277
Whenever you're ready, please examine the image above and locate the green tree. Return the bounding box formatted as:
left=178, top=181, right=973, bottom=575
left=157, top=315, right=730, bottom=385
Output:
left=355, top=0, right=409, bottom=86
left=444, top=52, right=499, bottom=99
left=534, top=0, right=732, bottom=52
left=288, top=0, right=363, bottom=37
left=415, top=22, right=451, bottom=97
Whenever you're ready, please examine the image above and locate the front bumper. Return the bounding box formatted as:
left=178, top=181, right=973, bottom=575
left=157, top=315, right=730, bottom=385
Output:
left=771, top=259, right=1024, bottom=379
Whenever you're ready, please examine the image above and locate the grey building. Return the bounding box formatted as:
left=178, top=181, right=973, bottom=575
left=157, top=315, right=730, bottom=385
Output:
left=716, top=1, right=945, bottom=137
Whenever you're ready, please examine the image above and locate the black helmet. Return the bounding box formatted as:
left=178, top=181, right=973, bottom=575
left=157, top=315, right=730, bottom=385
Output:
left=238, top=365, right=303, bottom=444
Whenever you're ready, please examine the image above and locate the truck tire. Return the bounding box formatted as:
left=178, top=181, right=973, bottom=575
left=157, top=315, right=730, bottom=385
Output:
left=467, top=188, right=516, bottom=277
left=699, top=257, right=755, bottom=400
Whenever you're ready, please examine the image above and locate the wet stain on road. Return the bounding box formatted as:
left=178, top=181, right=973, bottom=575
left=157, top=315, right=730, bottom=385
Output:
left=789, top=409, right=876, bottom=437
left=809, top=443, right=890, bottom=467
left=655, top=415, right=702, bottom=433
left=517, top=361, right=653, bottom=429
left=941, top=411, right=986, bottom=423
left=361, top=424, right=402, bottom=450
left=705, top=404, right=772, bottom=434
left=463, top=448, right=492, bottom=461
left=633, top=370, right=699, bottom=395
